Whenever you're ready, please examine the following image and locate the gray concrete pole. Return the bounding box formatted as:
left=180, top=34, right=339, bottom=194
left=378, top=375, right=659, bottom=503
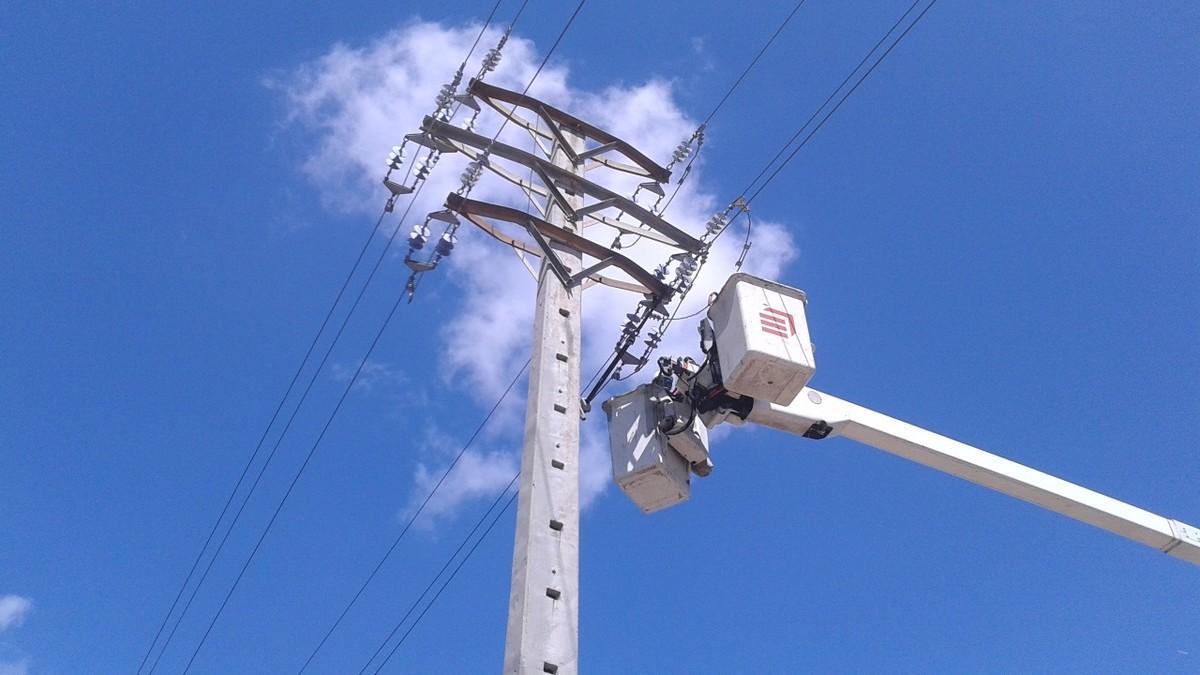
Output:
left=503, top=123, right=584, bottom=674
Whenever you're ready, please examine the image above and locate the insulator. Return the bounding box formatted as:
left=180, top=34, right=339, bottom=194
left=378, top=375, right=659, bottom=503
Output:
left=408, top=223, right=431, bottom=250
left=459, top=159, right=484, bottom=189
left=435, top=83, right=456, bottom=109
left=422, top=153, right=440, bottom=171
left=416, top=165, right=430, bottom=181
left=434, top=232, right=457, bottom=257
left=387, top=145, right=406, bottom=170
left=482, top=48, right=502, bottom=72
left=626, top=312, right=641, bottom=323
left=671, top=141, right=691, bottom=162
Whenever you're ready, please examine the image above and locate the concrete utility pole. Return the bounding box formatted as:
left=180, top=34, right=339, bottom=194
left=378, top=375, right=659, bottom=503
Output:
left=503, top=127, right=584, bottom=675
left=427, top=77, right=700, bottom=674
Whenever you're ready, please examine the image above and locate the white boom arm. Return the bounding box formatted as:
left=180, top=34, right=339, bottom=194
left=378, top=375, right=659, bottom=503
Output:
left=745, top=388, right=1200, bottom=565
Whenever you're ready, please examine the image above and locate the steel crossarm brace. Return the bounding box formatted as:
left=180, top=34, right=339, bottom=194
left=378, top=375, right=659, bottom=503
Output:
left=423, top=117, right=702, bottom=253
left=482, top=99, right=650, bottom=179
left=467, top=79, right=671, bottom=183
left=446, top=194, right=672, bottom=298
left=532, top=163, right=577, bottom=223
left=580, top=214, right=677, bottom=246
left=573, top=197, right=619, bottom=218
left=576, top=141, right=622, bottom=163
left=526, top=221, right=574, bottom=288
left=742, top=388, right=1200, bottom=565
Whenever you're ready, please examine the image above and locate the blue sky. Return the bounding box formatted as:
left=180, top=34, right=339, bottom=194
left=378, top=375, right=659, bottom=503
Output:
left=2, top=1, right=1198, bottom=673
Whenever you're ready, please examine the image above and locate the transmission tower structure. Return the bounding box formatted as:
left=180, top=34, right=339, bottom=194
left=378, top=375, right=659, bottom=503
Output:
left=412, top=78, right=701, bottom=674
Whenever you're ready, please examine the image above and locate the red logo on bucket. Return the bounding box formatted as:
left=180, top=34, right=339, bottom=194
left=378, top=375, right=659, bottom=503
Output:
left=760, top=307, right=796, bottom=338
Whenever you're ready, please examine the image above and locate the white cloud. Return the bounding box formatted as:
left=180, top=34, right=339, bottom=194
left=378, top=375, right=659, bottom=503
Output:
left=0, top=596, right=31, bottom=634
left=330, top=359, right=407, bottom=392
left=407, top=445, right=520, bottom=527
left=0, top=659, right=29, bottom=675
left=275, top=20, right=797, bottom=522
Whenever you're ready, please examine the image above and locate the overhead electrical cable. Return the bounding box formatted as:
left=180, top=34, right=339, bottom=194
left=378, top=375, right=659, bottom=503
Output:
left=364, top=2, right=943, bottom=668
left=161, top=4, right=524, bottom=666
left=179, top=212, right=424, bottom=673
left=584, top=0, right=940, bottom=404
left=654, top=0, right=808, bottom=217
left=357, top=475, right=520, bottom=674
left=310, top=4, right=588, bottom=670
left=699, top=0, right=807, bottom=128
left=174, top=0, right=581, bottom=669
left=157, top=192, right=427, bottom=674
left=365, top=4, right=943, bottom=666
left=738, top=0, right=927, bottom=206
left=296, top=359, right=530, bottom=673
left=616, top=0, right=807, bottom=248
left=136, top=208, right=389, bottom=675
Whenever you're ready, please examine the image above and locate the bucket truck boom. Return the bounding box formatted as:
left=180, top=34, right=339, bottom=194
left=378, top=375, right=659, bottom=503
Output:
left=602, top=273, right=1200, bottom=566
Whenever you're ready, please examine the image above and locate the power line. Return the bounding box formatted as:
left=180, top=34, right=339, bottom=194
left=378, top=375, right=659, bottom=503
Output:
left=362, top=479, right=519, bottom=674
left=148, top=191, right=422, bottom=674
left=652, top=0, right=809, bottom=222
left=378, top=2, right=941, bottom=666
left=178, top=1, right=584, bottom=670
left=174, top=189, right=427, bottom=673
left=296, top=359, right=530, bottom=673
left=148, top=4, right=515, bottom=669
left=699, top=0, right=808, bottom=128
left=743, top=0, right=936, bottom=207
left=584, top=0, right=940, bottom=405
left=676, top=0, right=939, bottom=347
left=137, top=205, right=388, bottom=675
left=181, top=272, right=412, bottom=670
left=589, top=1, right=810, bottom=383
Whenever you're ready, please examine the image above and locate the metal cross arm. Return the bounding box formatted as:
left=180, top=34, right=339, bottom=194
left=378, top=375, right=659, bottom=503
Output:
left=467, top=79, right=671, bottom=183
left=421, top=116, right=703, bottom=253
left=445, top=193, right=673, bottom=298
left=741, top=388, right=1200, bottom=565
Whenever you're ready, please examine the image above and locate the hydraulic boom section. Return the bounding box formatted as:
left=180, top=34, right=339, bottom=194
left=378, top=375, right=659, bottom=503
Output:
left=602, top=273, right=1200, bottom=566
